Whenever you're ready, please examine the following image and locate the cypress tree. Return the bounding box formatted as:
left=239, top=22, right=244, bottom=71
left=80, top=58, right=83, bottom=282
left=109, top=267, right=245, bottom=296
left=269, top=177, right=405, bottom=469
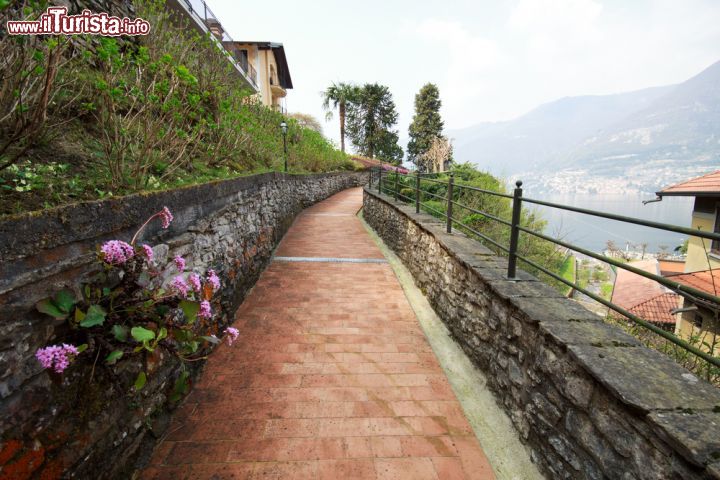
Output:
left=407, top=83, right=444, bottom=166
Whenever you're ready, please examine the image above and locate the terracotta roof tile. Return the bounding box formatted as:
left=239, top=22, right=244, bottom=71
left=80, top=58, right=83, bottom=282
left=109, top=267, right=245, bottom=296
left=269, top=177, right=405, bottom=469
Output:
left=611, top=259, right=666, bottom=310
left=672, top=269, right=720, bottom=297
left=628, top=292, right=679, bottom=325
left=658, top=170, right=720, bottom=196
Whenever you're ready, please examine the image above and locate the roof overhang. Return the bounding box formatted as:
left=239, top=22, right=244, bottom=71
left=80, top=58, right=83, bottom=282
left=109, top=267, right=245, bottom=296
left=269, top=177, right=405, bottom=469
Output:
left=656, top=169, right=720, bottom=198
left=656, top=191, right=720, bottom=198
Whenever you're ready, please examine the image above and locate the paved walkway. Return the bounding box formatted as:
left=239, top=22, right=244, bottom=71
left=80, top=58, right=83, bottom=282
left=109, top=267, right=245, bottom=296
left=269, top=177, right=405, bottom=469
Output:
left=142, top=188, right=495, bottom=480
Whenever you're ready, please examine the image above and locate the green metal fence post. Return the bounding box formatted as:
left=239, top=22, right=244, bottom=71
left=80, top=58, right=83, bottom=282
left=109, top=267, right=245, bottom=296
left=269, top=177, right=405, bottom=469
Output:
left=446, top=173, right=454, bottom=233
left=415, top=171, right=420, bottom=213
left=507, top=180, right=523, bottom=278
left=394, top=172, right=399, bottom=201
left=378, top=168, right=382, bottom=193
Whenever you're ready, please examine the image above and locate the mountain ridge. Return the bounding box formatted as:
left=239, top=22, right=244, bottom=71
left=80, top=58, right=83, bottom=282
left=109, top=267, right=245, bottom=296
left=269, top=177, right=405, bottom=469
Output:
left=450, top=60, right=720, bottom=193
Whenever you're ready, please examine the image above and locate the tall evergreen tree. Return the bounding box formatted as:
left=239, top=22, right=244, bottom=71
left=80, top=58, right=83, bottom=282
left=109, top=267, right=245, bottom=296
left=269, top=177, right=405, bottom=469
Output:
left=346, top=83, right=403, bottom=164
left=407, top=83, right=444, bottom=166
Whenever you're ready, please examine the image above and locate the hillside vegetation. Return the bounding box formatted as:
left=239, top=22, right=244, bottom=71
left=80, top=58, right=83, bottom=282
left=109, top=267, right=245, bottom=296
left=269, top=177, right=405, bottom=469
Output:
left=0, top=0, right=356, bottom=216
left=385, top=162, right=567, bottom=290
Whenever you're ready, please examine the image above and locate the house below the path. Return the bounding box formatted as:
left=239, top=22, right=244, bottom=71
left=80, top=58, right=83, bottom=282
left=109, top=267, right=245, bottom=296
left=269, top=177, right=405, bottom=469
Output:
left=656, top=170, right=720, bottom=353
left=610, top=258, right=679, bottom=331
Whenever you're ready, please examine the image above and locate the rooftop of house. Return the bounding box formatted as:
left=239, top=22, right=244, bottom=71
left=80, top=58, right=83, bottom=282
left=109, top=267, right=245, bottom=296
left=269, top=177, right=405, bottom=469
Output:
left=628, top=292, right=680, bottom=325
left=611, top=259, right=668, bottom=310
left=657, top=169, right=720, bottom=197
left=658, top=259, right=686, bottom=277
left=672, top=269, right=720, bottom=296
left=611, top=258, right=681, bottom=325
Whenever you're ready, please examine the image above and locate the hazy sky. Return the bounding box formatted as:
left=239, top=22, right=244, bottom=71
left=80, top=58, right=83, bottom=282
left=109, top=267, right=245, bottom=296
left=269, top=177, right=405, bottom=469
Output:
left=210, top=0, right=720, bottom=149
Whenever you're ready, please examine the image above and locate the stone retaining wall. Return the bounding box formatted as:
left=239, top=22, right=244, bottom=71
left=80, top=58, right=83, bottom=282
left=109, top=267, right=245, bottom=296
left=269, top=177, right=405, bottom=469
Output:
left=363, top=187, right=720, bottom=480
left=0, top=171, right=366, bottom=479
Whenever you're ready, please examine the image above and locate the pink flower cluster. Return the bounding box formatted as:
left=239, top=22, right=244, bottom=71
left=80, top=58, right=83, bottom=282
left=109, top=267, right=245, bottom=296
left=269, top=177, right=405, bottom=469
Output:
left=172, top=270, right=220, bottom=301
left=142, top=244, right=154, bottom=263
left=100, top=240, right=135, bottom=265
left=188, top=273, right=202, bottom=293
left=160, top=207, right=173, bottom=229
left=174, top=255, right=186, bottom=272
left=207, top=269, right=220, bottom=292
left=225, top=327, right=239, bottom=346
left=199, top=300, right=212, bottom=319
left=35, top=344, right=80, bottom=373
left=171, top=276, right=190, bottom=297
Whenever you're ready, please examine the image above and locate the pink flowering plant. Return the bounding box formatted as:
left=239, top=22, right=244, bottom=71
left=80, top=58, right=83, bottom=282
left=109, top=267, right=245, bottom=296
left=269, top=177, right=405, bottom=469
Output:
left=35, top=206, right=238, bottom=393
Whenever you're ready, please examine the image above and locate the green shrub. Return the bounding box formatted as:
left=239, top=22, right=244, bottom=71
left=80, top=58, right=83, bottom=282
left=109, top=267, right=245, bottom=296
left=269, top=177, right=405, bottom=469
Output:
left=0, top=0, right=354, bottom=215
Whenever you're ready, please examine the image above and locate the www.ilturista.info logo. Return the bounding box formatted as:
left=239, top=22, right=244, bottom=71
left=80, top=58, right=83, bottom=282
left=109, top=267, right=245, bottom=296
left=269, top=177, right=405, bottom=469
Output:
left=6, top=7, right=151, bottom=36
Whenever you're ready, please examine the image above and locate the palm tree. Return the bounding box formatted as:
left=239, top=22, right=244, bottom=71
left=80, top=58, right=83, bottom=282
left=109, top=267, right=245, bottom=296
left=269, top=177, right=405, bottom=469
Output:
left=321, top=82, right=358, bottom=153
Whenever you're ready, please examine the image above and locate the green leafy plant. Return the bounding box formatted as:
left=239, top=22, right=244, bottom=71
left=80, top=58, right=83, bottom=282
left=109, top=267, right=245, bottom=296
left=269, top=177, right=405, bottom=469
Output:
left=0, top=1, right=85, bottom=172
left=0, top=0, right=356, bottom=216
left=34, top=207, right=238, bottom=394
left=607, top=315, right=720, bottom=386
left=36, top=289, right=77, bottom=320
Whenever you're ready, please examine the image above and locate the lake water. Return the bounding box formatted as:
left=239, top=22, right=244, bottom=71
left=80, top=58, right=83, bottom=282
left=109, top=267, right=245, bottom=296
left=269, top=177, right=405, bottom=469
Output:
left=527, top=193, right=695, bottom=254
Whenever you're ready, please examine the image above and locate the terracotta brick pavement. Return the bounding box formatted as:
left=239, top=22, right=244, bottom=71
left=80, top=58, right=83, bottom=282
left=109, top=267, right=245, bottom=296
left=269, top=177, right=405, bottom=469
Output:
left=142, top=188, right=495, bottom=479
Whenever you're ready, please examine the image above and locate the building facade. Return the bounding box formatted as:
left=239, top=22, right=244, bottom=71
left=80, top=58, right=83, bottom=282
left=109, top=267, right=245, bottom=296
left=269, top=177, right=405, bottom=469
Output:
left=163, top=1, right=293, bottom=110
left=225, top=42, right=293, bottom=111
left=657, top=170, right=720, bottom=352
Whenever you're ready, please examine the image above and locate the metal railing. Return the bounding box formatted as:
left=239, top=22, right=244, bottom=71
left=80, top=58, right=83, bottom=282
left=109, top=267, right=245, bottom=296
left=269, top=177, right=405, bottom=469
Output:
left=176, top=0, right=259, bottom=89
left=247, top=62, right=257, bottom=86
left=368, top=167, right=720, bottom=369
left=235, top=54, right=258, bottom=86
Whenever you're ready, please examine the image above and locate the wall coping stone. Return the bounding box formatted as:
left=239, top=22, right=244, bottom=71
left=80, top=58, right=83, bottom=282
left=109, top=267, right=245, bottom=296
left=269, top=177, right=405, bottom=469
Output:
left=649, top=411, right=720, bottom=466
left=567, top=344, right=720, bottom=412
left=364, top=186, right=720, bottom=477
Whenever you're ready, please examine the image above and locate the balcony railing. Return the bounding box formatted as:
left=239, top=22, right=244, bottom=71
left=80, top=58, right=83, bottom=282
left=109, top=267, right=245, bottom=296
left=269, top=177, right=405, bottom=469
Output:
left=175, top=0, right=258, bottom=89
left=368, top=168, right=720, bottom=375
left=246, top=62, right=257, bottom=86
left=235, top=54, right=258, bottom=86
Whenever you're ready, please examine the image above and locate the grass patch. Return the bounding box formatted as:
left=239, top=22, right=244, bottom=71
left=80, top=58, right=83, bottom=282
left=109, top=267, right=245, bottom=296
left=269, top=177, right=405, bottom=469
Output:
left=600, top=282, right=614, bottom=300
left=558, top=255, right=576, bottom=295
left=577, top=263, right=591, bottom=289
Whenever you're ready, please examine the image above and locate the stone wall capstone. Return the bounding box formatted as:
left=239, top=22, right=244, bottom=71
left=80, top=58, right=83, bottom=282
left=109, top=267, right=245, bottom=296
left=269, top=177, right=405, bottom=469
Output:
left=0, top=171, right=366, bottom=479
left=363, top=187, right=720, bottom=480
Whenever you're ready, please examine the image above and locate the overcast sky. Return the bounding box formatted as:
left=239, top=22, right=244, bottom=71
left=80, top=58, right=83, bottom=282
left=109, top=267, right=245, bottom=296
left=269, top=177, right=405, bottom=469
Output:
left=210, top=0, right=720, bottom=150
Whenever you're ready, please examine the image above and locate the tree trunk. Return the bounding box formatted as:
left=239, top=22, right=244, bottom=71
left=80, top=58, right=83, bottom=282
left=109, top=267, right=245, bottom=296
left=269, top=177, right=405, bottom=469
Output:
left=368, top=123, right=374, bottom=159
left=339, top=102, right=345, bottom=153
